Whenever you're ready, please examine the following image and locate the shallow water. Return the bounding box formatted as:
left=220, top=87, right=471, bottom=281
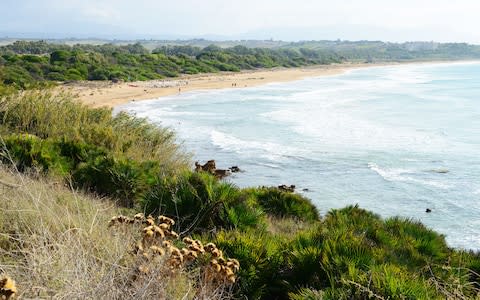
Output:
left=117, top=62, right=480, bottom=250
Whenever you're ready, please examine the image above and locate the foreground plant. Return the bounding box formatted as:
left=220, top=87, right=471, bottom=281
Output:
left=109, top=213, right=240, bottom=298
left=0, top=275, right=16, bottom=299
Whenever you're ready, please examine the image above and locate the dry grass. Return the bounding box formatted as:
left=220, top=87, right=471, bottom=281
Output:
left=0, top=165, right=233, bottom=299
left=265, top=216, right=311, bottom=237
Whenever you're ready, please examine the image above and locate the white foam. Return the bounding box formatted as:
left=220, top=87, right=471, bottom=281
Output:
left=256, top=162, right=283, bottom=169
left=263, top=106, right=450, bottom=153
left=368, top=163, right=452, bottom=189
left=210, top=130, right=307, bottom=161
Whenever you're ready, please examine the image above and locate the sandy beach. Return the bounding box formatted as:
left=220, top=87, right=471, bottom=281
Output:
left=64, top=63, right=377, bottom=108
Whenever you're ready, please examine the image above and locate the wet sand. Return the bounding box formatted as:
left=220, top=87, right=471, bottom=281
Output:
left=64, top=63, right=376, bottom=108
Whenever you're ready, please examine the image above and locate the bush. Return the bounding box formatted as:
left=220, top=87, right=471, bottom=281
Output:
left=65, top=68, right=84, bottom=80
left=1, top=66, right=34, bottom=88
left=2, top=134, right=69, bottom=175
left=0, top=91, right=188, bottom=168
left=224, top=198, right=266, bottom=231
left=72, top=156, right=155, bottom=207
left=47, top=71, right=66, bottom=81
left=245, top=187, right=319, bottom=222
left=50, top=50, right=70, bottom=63
left=142, top=172, right=239, bottom=230
left=213, top=230, right=288, bottom=299
left=89, top=68, right=109, bottom=80
left=0, top=91, right=188, bottom=208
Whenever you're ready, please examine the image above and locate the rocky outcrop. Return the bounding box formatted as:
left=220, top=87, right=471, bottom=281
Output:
left=194, top=160, right=231, bottom=179
left=195, top=160, right=217, bottom=173
left=278, top=184, right=296, bottom=193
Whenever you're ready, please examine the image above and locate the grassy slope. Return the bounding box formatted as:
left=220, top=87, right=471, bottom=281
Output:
left=0, top=88, right=479, bottom=299
left=0, top=166, right=236, bottom=299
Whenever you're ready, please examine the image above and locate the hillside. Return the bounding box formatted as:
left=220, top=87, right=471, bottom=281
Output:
left=0, top=87, right=479, bottom=299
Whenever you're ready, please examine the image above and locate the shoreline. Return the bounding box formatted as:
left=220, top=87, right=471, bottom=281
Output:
left=62, top=63, right=373, bottom=108
left=63, top=60, right=479, bottom=108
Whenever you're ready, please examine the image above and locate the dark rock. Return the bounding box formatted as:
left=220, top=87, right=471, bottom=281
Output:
left=194, top=160, right=231, bottom=179
left=426, top=208, right=432, bottom=213
left=278, top=184, right=296, bottom=193
left=194, top=160, right=216, bottom=173
left=214, top=169, right=231, bottom=179
left=194, top=161, right=202, bottom=172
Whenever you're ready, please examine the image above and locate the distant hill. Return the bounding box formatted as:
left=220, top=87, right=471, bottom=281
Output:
left=2, top=38, right=480, bottom=58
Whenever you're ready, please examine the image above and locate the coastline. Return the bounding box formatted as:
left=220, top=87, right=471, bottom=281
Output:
left=63, top=60, right=480, bottom=108
left=110, top=60, right=480, bottom=250
left=63, top=63, right=373, bottom=108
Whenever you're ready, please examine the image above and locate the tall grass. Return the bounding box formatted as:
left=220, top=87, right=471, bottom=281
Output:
left=0, top=90, right=189, bottom=169
left=0, top=165, right=232, bottom=299
left=0, top=89, right=190, bottom=208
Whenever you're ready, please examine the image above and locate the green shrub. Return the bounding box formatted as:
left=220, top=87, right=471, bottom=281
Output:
left=0, top=91, right=188, bottom=208
left=0, top=91, right=188, bottom=170
left=72, top=155, right=157, bottom=207
left=213, top=230, right=288, bottom=299
left=141, top=171, right=239, bottom=230
left=384, top=217, right=449, bottom=263
left=245, top=187, right=319, bottom=222
left=2, top=134, right=69, bottom=175
left=89, top=68, right=109, bottom=80
left=225, top=199, right=266, bottom=231
left=50, top=50, right=70, bottom=63
left=47, top=71, right=66, bottom=81
left=288, top=288, right=324, bottom=300
left=1, top=65, right=34, bottom=88
left=65, top=68, right=84, bottom=80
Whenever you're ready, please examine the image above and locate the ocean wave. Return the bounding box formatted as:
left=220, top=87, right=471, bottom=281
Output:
left=255, top=162, right=283, bottom=169
left=210, top=130, right=307, bottom=161
left=263, top=108, right=450, bottom=152
left=368, top=162, right=452, bottom=189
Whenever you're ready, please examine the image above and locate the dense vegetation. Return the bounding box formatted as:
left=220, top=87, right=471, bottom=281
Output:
left=0, top=165, right=237, bottom=299
left=3, top=39, right=480, bottom=89
left=0, top=41, right=341, bottom=88
left=283, top=40, right=480, bottom=62
left=1, top=88, right=479, bottom=299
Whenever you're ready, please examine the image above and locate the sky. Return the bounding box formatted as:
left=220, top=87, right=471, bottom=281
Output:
left=2, top=0, right=480, bottom=43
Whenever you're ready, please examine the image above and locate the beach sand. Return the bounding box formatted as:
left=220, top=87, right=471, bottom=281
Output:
left=63, top=63, right=377, bottom=108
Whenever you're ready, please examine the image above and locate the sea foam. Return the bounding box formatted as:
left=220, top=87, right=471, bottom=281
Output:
left=120, top=62, right=480, bottom=250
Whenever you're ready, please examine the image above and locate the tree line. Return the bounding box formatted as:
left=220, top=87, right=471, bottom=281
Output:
left=0, top=41, right=341, bottom=88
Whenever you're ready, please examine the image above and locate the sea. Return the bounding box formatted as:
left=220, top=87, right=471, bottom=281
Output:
left=116, top=62, right=480, bottom=250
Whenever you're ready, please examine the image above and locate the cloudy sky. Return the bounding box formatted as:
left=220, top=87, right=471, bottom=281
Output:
left=2, top=0, right=480, bottom=43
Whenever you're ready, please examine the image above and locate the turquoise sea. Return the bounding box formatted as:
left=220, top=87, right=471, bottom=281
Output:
left=117, top=62, right=480, bottom=250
